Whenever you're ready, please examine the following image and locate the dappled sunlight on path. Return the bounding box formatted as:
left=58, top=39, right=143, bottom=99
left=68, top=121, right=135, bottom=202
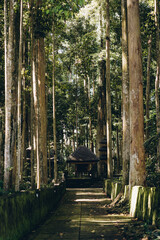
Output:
left=24, top=188, right=134, bottom=240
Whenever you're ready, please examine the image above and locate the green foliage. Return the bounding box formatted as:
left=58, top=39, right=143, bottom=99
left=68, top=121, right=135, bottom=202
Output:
left=146, top=156, right=160, bottom=187
left=33, top=0, right=85, bottom=38
left=1, top=0, right=159, bottom=187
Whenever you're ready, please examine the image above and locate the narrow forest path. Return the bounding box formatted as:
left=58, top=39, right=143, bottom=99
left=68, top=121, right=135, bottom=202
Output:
left=24, top=188, right=135, bottom=240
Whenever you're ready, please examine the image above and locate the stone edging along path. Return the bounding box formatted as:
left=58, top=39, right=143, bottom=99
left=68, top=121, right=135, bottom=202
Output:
left=0, top=182, right=66, bottom=240
left=104, top=179, right=160, bottom=225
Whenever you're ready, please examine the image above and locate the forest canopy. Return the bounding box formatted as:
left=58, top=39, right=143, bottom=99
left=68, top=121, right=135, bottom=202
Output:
left=0, top=0, right=160, bottom=192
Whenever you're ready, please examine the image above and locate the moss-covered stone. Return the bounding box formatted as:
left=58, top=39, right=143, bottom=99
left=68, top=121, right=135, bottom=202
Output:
left=123, top=185, right=129, bottom=200
left=111, top=182, right=122, bottom=200
left=130, top=186, right=159, bottom=225
left=0, top=182, right=66, bottom=240
left=104, top=180, right=159, bottom=225
left=104, top=179, right=112, bottom=197
left=104, top=179, right=122, bottom=200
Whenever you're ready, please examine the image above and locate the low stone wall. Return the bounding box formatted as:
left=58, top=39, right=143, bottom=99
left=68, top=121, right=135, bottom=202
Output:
left=104, top=179, right=122, bottom=200
left=130, top=186, right=160, bottom=225
left=0, top=181, right=66, bottom=240
left=104, top=179, right=160, bottom=225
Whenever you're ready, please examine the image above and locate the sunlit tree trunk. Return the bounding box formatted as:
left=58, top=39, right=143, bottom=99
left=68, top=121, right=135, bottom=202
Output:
left=146, top=35, right=152, bottom=140
left=73, top=128, right=75, bottom=152
left=88, top=76, right=92, bottom=150
left=37, top=37, right=48, bottom=185
left=30, top=3, right=35, bottom=189
left=4, top=0, right=14, bottom=191
left=155, top=0, right=160, bottom=168
left=48, top=142, right=51, bottom=179
left=21, top=39, right=27, bottom=179
left=97, top=4, right=106, bottom=176
left=52, top=21, right=58, bottom=183
left=127, top=0, right=146, bottom=188
left=30, top=0, right=39, bottom=189
left=16, top=0, right=23, bottom=192
left=122, top=0, right=130, bottom=187
left=116, top=125, right=120, bottom=173
left=76, top=76, right=78, bottom=148
left=33, top=43, right=40, bottom=189
left=106, top=0, right=113, bottom=178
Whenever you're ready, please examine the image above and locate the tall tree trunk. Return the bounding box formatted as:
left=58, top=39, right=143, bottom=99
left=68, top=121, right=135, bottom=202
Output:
left=116, top=126, right=120, bottom=173
left=33, top=43, right=40, bottom=189
left=97, top=4, right=106, bottom=176
left=16, top=0, right=23, bottom=192
left=52, top=21, right=58, bottom=183
left=106, top=0, right=113, bottom=178
left=30, top=0, right=39, bottom=189
left=36, top=0, right=47, bottom=186
left=37, top=37, right=47, bottom=185
left=48, top=142, right=51, bottom=179
left=12, top=3, right=20, bottom=188
left=155, top=0, right=160, bottom=168
left=4, top=0, right=14, bottom=191
left=30, top=0, right=35, bottom=189
left=122, top=0, right=130, bottom=187
left=21, top=39, right=27, bottom=179
left=127, top=0, right=146, bottom=188
left=88, top=76, right=92, bottom=150
left=76, top=76, right=78, bottom=148
left=146, top=35, right=152, bottom=140
left=115, top=85, right=121, bottom=173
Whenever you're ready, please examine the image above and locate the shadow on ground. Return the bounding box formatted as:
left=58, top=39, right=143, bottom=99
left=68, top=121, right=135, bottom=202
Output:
left=23, top=187, right=136, bottom=240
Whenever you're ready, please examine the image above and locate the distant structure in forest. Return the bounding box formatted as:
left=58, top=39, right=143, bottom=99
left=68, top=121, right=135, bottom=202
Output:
left=67, top=146, right=99, bottom=178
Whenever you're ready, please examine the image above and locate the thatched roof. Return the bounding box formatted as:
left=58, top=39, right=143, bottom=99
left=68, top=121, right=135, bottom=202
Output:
left=67, top=146, right=99, bottom=163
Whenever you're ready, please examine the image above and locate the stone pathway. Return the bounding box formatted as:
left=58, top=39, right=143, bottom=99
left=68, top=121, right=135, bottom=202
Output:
left=24, top=188, right=134, bottom=240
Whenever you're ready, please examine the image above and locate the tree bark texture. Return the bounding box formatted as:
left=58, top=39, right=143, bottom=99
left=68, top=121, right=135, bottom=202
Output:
left=146, top=35, right=152, bottom=140
left=106, top=0, right=113, bottom=179
left=88, top=76, right=92, bottom=151
left=52, top=22, right=58, bottom=183
left=155, top=0, right=160, bottom=167
left=37, top=37, right=48, bottom=185
left=30, top=0, right=36, bottom=189
left=32, top=42, right=40, bottom=189
left=122, top=0, right=130, bottom=187
left=16, top=0, right=23, bottom=192
left=97, top=4, right=106, bottom=173
left=127, top=0, right=146, bottom=188
left=4, top=0, right=14, bottom=191
left=21, top=40, right=27, bottom=179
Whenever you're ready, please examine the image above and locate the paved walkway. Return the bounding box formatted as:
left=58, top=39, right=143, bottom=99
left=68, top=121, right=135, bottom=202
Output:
left=25, top=188, right=133, bottom=240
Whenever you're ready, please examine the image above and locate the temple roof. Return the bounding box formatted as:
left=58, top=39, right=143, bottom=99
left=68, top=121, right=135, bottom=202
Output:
left=67, top=146, right=99, bottom=163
